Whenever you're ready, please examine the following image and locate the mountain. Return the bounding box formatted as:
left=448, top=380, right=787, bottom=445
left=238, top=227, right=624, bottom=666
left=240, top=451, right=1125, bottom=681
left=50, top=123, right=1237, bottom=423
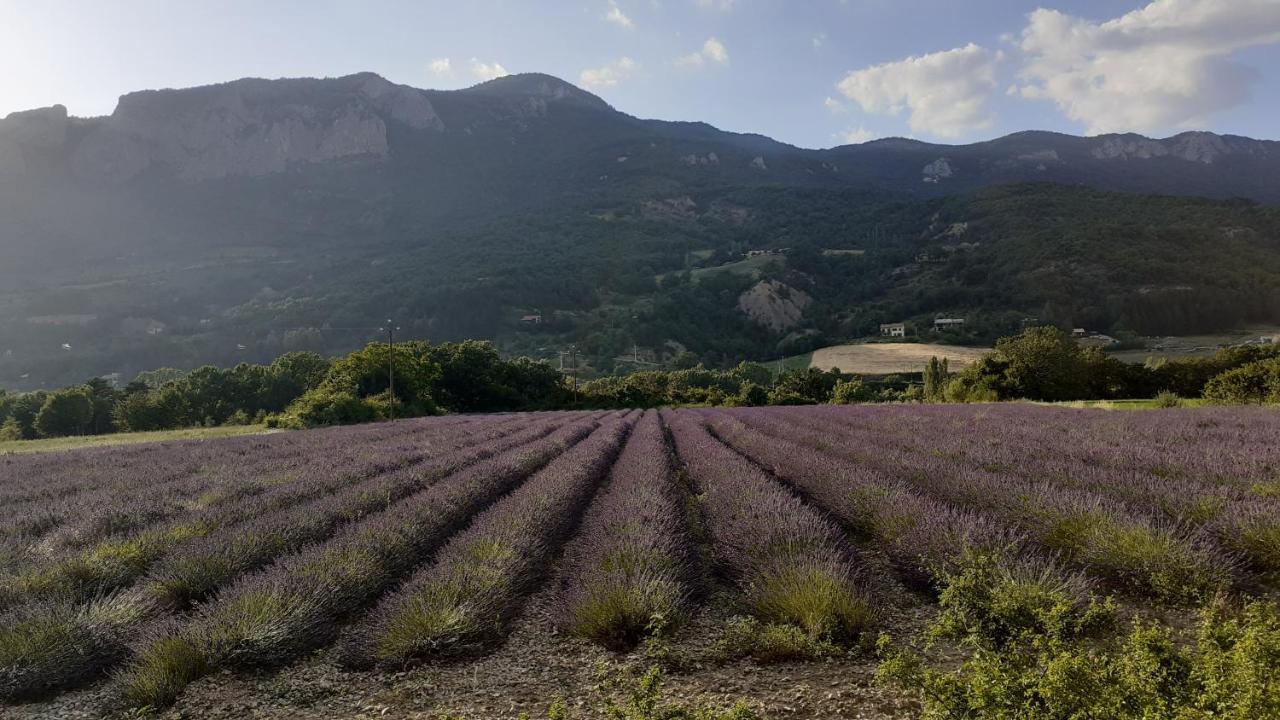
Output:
left=2, top=72, right=1279, bottom=388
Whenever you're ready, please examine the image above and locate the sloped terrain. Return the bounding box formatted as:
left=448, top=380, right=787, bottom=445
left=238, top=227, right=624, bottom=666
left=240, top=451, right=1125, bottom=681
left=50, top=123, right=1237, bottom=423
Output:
left=4, top=73, right=1280, bottom=388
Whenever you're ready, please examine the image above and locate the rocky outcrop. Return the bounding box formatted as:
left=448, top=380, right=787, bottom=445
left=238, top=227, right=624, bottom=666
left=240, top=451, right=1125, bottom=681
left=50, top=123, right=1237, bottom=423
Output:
left=737, top=280, right=812, bottom=332
left=1091, top=136, right=1170, bottom=162
left=1090, top=132, right=1268, bottom=165
left=68, top=73, right=442, bottom=182
left=922, top=157, right=953, bottom=183
left=0, top=105, right=69, bottom=176
left=681, top=152, right=720, bottom=167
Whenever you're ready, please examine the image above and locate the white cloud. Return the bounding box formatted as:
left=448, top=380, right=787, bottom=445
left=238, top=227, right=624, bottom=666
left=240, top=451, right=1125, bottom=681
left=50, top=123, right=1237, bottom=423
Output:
left=835, top=126, right=877, bottom=144
left=812, top=32, right=826, bottom=49
left=677, top=36, right=730, bottom=66
left=836, top=43, right=1001, bottom=139
left=605, top=0, right=634, bottom=28
left=580, top=57, right=638, bottom=88
left=695, top=0, right=737, bottom=10
left=1015, top=0, right=1280, bottom=135
left=823, top=96, right=846, bottom=113
left=470, top=58, right=509, bottom=81
left=428, top=58, right=451, bottom=76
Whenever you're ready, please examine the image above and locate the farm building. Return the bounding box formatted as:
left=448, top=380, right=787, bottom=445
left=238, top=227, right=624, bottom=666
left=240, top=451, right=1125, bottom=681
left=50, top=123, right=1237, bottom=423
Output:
left=933, top=318, right=965, bottom=331
left=880, top=322, right=906, bottom=338
left=1072, top=328, right=1088, bottom=338
left=520, top=314, right=543, bottom=325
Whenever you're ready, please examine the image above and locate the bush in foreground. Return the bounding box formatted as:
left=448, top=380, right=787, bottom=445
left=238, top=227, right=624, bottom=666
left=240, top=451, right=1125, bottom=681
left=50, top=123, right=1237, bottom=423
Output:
left=879, top=591, right=1279, bottom=720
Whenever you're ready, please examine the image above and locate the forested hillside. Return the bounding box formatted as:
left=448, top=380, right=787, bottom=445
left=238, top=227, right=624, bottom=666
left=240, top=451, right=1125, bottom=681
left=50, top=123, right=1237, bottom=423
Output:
left=2, top=72, right=1279, bottom=388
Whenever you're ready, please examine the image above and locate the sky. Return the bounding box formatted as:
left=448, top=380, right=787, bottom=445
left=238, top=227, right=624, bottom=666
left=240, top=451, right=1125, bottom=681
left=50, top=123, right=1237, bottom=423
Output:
left=2, top=0, right=1279, bottom=148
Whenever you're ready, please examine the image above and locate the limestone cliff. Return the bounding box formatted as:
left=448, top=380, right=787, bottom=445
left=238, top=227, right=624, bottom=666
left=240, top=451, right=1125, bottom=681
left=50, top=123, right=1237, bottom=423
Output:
left=67, top=73, right=441, bottom=182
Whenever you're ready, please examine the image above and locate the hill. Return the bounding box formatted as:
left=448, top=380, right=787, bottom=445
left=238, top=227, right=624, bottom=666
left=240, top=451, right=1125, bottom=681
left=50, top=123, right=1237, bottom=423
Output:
left=2, top=72, right=1280, bottom=387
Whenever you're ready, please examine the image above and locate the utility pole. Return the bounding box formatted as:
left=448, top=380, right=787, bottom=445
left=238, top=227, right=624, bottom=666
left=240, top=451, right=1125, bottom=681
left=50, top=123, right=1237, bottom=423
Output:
left=381, top=320, right=399, bottom=420
left=569, top=344, right=578, bottom=402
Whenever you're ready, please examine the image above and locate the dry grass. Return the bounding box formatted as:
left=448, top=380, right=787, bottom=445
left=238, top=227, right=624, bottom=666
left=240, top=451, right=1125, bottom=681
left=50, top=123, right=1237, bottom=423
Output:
left=809, top=343, right=990, bottom=376
left=0, top=425, right=277, bottom=455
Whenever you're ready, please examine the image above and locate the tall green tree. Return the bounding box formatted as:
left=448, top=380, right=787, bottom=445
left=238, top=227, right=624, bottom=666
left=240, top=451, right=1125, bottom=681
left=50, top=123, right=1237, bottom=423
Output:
left=34, top=387, right=95, bottom=437
left=923, top=356, right=949, bottom=401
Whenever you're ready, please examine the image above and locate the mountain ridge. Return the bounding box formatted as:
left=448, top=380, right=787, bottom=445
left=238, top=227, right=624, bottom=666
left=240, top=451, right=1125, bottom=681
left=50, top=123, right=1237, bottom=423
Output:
left=2, top=71, right=1280, bottom=389
left=2, top=71, right=1277, bottom=193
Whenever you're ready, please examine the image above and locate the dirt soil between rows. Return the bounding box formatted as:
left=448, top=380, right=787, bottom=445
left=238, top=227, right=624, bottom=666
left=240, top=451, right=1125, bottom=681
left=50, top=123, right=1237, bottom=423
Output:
left=9, top=582, right=930, bottom=720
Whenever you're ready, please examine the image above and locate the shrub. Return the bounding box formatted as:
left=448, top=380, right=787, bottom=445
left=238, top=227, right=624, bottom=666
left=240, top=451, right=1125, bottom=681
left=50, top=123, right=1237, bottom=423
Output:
left=715, top=615, right=839, bottom=662
left=1155, top=390, right=1184, bottom=408
left=730, top=382, right=768, bottom=407
left=1203, top=357, right=1280, bottom=404
left=929, top=551, right=1115, bottom=649
left=0, top=418, right=22, bottom=441
left=830, top=378, right=868, bottom=404
left=878, top=591, right=1280, bottom=720
left=279, top=388, right=379, bottom=428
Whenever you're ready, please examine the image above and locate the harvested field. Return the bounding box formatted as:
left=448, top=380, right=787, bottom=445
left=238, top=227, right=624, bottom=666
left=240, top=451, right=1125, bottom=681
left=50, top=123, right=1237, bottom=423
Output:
left=809, top=343, right=991, bottom=375
left=1, top=406, right=1277, bottom=719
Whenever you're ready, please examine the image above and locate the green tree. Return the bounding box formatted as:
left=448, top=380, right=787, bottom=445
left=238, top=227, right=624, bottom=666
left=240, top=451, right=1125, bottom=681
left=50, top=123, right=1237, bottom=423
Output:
left=923, top=356, right=949, bottom=401
left=324, top=341, right=440, bottom=415
left=1203, top=358, right=1280, bottom=404
left=114, top=385, right=191, bottom=432
left=134, top=367, right=186, bottom=388
left=0, top=418, right=23, bottom=441
left=280, top=341, right=441, bottom=426
left=729, top=361, right=774, bottom=387
left=769, top=367, right=842, bottom=405
left=831, top=377, right=868, bottom=404
left=83, top=377, right=120, bottom=435
left=991, top=326, right=1089, bottom=401
left=4, top=392, right=46, bottom=439
left=424, top=341, right=526, bottom=413
left=732, top=382, right=769, bottom=406
left=34, top=387, right=95, bottom=437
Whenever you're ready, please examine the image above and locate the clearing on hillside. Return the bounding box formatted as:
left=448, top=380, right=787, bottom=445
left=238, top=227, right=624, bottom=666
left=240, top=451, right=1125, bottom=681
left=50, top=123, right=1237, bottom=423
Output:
left=809, top=342, right=991, bottom=375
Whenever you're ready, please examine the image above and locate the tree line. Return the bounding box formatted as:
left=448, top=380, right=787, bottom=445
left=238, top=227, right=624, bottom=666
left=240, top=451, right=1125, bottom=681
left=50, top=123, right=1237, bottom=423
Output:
left=3, top=329, right=1277, bottom=441
left=0, top=341, right=567, bottom=440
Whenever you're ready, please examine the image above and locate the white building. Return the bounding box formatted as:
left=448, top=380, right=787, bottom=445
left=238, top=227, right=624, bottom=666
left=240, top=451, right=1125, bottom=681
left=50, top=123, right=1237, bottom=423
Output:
left=880, top=322, right=906, bottom=338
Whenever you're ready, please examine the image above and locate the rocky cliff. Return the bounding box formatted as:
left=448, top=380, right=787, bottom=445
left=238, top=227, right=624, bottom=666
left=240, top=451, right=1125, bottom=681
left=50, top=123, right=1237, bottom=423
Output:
left=1, top=73, right=444, bottom=183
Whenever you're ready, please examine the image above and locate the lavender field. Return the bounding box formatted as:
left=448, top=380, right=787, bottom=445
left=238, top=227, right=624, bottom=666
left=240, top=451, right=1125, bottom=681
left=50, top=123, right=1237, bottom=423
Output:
left=1, top=406, right=1277, bottom=718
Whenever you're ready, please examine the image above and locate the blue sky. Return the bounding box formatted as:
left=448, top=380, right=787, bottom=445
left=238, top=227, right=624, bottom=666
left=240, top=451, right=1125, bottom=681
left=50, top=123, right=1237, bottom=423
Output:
left=2, top=0, right=1278, bottom=148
